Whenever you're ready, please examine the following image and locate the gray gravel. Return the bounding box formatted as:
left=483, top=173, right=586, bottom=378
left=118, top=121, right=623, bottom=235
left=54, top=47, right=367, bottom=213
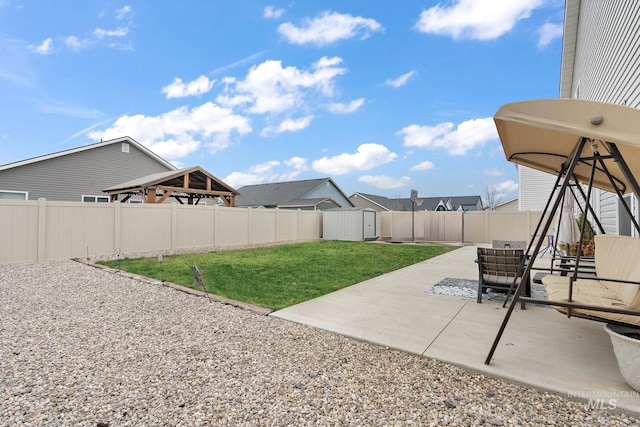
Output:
left=1, top=261, right=637, bottom=426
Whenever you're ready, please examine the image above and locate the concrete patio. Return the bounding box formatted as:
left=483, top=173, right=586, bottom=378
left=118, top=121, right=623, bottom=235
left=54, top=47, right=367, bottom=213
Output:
left=272, top=244, right=640, bottom=415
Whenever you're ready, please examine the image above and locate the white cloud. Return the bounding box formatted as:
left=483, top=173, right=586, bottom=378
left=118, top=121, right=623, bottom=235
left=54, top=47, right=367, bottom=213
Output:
left=495, top=179, right=518, bottom=193
left=65, top=35, right=88, bottom=51
left=162, top=76, right=215, bottom=99
left=88, top=102, right=251, bottom=160
left=30, top=37, right=52, bottom=54
left=483, top=168, right=504, bottom=176
left=93, top=27, right=128, bottom=39
left=264, top=6, right=285, bottom=19
left=327, top=98, right=364, bottom=114
left=64, top=6, right=133, bottom=52
left=217, top=57, right=347, bottom=115
left=262, top=115, right=314, bottom=136
left=225, top=161, right=305, bottom=188
left=537, top=22, right=563, bottom=48
left=358, top=175, right=411, bottom=190
left=284, top=156, right=309, bottom=171
left=398, top=117, right=497, bottom=155
left=386, top=71, right=415, bottom=88
left=312, top=143, right=397, bottom=175
left=116, top=5, right=132, bottom=20
left=410, top=160, right=435, bottom=171
left=278, top=11, right=383, bottom=46
left=415, top=0, right=544, bottom=40
left=36, top=98, right=102, bottom=119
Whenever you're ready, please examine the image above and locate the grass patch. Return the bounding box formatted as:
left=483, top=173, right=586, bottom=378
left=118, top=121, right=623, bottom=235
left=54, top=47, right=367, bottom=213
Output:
left=99, top=241, right=458, bottom=310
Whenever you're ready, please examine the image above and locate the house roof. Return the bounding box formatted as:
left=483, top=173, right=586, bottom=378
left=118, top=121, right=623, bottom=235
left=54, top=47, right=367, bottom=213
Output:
left=277, top=197, right=340, bottom=209
left=104, top=166, right=239, bottom=205
left=351, top=192, right=483, bottom=211
left=0, top=136, right=176, bottom=172
left=236, top=178, right=348, bottom=208
left=559, top=0, right=580, bottom=98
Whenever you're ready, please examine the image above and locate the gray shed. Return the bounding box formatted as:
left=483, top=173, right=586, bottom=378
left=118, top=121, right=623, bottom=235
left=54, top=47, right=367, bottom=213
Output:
left=323, top=207, right=380, bottom=241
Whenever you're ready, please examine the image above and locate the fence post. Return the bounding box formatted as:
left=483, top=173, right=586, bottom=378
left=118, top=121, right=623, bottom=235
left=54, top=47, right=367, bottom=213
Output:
left=213, top=205, right=219, bottom=247
left=484, top=210, right=490, bottom=243
left=114, top=201, right=121, bottom=254
left=461, top=211, right=465, bottom=243
left=171, top=203, right=177, bottom=250
left=37, top=198, right=47, bottom=263
left=248, top=207, right=253, bottom=245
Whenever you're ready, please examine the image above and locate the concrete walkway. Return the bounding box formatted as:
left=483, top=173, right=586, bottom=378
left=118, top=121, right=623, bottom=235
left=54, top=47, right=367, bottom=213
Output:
left=271, top=244, right=640, bottom=415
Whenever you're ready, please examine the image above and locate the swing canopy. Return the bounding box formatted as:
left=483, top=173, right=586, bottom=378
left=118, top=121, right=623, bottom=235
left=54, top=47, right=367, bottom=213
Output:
left=494, top=98, right=640, bottom=195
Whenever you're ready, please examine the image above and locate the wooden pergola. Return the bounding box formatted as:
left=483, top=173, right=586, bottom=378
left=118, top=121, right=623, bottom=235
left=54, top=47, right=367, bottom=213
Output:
left=103, top=166, right=239, bottom=206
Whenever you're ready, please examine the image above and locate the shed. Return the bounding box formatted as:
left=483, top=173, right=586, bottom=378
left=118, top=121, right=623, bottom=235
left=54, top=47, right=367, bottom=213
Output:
left=323, top=207, right=380, bottom=241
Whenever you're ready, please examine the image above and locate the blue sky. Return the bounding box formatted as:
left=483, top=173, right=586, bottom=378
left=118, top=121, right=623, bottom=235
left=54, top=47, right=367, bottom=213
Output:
left=0, top=0, right=565, bottom=202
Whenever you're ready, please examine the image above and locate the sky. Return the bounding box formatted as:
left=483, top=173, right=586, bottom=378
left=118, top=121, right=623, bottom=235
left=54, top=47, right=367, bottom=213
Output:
left=0, top=0, right=566, bottom=203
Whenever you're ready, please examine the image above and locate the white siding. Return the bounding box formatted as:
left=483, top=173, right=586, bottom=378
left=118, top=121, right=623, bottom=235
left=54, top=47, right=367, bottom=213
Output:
left=570, top=0, right=640, bottom=108
left=560, top=0, right=640, bottom=232
left=518, top=166, right=558, bottom=211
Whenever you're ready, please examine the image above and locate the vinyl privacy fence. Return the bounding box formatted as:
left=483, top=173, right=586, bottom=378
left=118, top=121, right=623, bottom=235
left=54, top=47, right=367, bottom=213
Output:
left=0, top=199, right=322, bottom=264
left=0, top=199, right=548, bottom=264
left=380, top=210, right=548, bottom=243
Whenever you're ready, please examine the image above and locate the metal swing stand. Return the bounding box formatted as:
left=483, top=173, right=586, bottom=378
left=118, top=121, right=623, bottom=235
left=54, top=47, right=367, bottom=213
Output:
left=485, top=136, right=640, bottom=365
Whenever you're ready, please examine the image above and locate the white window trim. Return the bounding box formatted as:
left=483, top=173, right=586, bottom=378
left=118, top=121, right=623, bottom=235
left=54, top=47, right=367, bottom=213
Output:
left=0, top=189, right=28, bottom=200
left=82, top=195, right=110, bottom=203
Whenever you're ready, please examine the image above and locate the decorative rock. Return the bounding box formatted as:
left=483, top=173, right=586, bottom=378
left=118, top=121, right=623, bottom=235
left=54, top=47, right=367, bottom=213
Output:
left=0, top=261, right=636, bottom=425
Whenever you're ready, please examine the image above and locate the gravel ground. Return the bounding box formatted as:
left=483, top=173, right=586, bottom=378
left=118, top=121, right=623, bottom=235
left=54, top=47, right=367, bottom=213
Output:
left=1, top=261, right=638, bottom=426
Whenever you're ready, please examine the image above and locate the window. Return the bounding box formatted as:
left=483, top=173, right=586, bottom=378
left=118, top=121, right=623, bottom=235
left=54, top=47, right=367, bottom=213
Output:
left=82, top=195, right=109, bottom=203
left=122, top=142, right=129, bottom=153
left=0, top=190, right=28, bottom=200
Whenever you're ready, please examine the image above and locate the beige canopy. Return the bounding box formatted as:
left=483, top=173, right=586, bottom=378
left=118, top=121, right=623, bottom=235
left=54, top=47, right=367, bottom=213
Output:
left=494, top=98, right=640, bottom=195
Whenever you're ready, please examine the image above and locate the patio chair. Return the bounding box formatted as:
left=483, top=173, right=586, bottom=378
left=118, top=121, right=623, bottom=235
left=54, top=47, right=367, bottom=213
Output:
left=477, top=247, right=530, bottom=309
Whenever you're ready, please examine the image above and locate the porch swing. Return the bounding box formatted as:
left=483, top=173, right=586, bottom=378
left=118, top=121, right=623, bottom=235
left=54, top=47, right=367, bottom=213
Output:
left=484, top=98, right=640, bottom=365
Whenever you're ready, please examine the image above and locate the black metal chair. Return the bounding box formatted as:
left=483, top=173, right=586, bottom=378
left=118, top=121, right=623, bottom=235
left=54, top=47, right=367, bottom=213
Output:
left=477, top=247, right=530, bottom=309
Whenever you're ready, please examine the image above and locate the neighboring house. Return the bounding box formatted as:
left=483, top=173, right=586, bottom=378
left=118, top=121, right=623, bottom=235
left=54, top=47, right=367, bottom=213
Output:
left=493, top=197, right=519, bottom=212
left=235, top=178, right=354, bottom=210
left=349, top=192, right=483, bottom=212
left=519, top=0, right=640, bottom=236
left=0, top=136, right=176, bottom=202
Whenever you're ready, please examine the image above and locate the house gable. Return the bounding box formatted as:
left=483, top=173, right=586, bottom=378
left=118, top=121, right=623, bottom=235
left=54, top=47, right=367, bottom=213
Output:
left=236, top=178, right=353, bottom=209
left=0, top=137, right=176, bottom=202
left=350, top=192, right=483, bottom=211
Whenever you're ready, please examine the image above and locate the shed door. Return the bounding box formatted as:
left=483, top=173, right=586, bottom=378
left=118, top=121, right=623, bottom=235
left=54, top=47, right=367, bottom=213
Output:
left=363, top=210, right=377, bottom=239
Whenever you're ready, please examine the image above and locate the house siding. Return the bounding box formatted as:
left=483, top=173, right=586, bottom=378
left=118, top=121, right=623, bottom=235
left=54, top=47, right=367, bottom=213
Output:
left=349, top=194, right=387, bottom=211
left=0, top=142, right=174, bottom=202
left=305, top=182, right=353, bottom=207
left=564, top=0, right=640, bottom=233
left=518, top=165, right=558, bottom=211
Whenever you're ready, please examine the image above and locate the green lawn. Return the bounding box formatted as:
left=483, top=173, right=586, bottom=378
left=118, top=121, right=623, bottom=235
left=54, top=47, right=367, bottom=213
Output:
left=99, top=241, right=458, bottom=310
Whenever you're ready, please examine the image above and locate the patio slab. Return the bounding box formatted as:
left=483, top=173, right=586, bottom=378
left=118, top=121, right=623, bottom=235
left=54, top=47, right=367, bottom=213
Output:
left=272, top=244, right=640, bottom=415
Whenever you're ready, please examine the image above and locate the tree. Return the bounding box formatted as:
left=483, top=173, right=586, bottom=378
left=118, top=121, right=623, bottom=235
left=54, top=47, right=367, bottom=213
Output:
left=484, top=185, right=503, bottom=210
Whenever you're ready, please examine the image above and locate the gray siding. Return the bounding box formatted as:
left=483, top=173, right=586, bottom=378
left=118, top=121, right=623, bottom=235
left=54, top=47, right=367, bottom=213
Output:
left=306, top=183, right=353, bottom=207
left=0, top=142, right=174, bottom=201
left=349, top=195, right=388, bottom=211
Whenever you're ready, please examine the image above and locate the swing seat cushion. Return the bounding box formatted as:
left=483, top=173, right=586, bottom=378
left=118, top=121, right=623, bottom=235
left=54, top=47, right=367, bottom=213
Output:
left=542, top=234, right=640, bottom=326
